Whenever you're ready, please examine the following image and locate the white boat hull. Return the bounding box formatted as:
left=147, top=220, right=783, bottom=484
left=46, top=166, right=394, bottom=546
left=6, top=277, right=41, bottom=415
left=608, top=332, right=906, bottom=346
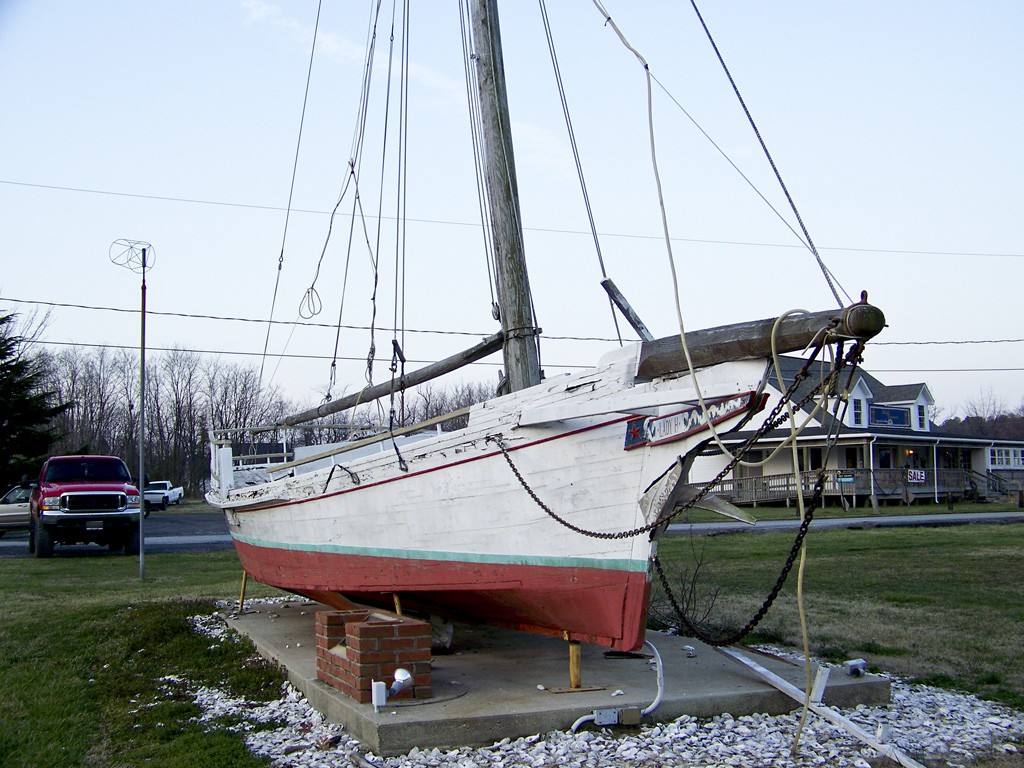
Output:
left=208, top=350, right=770, bottom=650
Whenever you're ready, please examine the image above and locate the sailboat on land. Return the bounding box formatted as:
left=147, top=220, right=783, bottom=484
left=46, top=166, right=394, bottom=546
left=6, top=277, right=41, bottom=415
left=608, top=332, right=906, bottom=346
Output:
left=206, top=1, right=883, bottom=652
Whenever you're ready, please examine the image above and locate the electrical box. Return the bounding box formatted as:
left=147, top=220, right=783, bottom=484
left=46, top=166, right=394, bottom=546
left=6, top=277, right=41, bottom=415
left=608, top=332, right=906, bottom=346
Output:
left=371, top=681, right=387, bottom=711
left=592, top=708, right=619, bottom=726
left=617, top=707, right=642, bottom=726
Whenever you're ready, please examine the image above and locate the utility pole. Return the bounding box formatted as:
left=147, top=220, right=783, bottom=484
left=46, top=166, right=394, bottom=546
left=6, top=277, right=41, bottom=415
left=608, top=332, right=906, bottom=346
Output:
left=470, top=0, right=541, bottom=392
left=111, top=238, right=154, bottom=580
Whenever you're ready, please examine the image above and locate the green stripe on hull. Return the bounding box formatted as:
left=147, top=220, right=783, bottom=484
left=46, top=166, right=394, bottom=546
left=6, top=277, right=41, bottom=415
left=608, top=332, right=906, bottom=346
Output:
left=231, top=532, right=648, bottom=573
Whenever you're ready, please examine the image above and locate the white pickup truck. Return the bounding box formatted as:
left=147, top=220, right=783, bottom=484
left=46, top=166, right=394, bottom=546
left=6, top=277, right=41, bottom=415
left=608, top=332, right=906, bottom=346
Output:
left=144, top=481, right=184, bottom=510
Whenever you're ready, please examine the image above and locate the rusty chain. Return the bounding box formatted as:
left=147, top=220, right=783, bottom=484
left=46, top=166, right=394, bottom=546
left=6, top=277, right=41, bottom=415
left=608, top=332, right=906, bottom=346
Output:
left=489, top=337, right=866, bottom=644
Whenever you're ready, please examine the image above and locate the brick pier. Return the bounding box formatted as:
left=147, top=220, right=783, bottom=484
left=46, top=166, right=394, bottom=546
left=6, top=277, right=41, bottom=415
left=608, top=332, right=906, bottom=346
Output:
left=315, top=609, right=432, bottom=703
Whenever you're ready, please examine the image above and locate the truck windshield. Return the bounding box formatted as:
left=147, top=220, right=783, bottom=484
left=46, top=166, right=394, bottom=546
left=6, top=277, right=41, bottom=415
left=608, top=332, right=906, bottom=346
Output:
left=44, top=459, right=131, bottom=484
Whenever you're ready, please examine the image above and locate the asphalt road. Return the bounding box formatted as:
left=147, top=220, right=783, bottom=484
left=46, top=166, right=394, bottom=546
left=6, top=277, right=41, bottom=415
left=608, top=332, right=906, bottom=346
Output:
left=0, top=506, right=232, bottom=559
left=664, top=509, right=1024, bottom=536
left=2, top=507, right=1022, bottom=559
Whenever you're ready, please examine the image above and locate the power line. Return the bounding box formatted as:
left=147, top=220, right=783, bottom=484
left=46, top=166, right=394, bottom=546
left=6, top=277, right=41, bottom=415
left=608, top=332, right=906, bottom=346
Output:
left=33, top=339, right=1024, bottom=375
left=872, top=368, right=1024, bottom=373
left=3, top=178, right=1021, bottom=260
left=4, top=296, right=1023, bottom=349
left=33, top=339, right=594, bottom=369
left=0, top=296, right=616, bottom=343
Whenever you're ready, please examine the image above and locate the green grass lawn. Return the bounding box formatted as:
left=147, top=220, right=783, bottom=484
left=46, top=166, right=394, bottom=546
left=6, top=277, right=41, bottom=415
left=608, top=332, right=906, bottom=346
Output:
left=1, top=524, right=1021, bottom=766
left=653, top=523, right=1024, bottom=710
left=0, top=552, right=288, bottom=768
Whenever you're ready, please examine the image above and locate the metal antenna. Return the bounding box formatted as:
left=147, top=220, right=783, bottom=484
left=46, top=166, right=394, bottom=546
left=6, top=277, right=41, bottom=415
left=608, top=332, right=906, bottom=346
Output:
left=110, top=238, right=155, bottom=580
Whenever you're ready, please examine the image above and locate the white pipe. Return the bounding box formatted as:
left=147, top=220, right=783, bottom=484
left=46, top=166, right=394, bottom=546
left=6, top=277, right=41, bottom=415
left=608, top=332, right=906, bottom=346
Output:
left=570, top=638, right=666, bottom=733
left=716, top=647, right=925, bottom=768
left=569, top=712, right=596, bottom=733
left=640, top=639, right=664, bottom=716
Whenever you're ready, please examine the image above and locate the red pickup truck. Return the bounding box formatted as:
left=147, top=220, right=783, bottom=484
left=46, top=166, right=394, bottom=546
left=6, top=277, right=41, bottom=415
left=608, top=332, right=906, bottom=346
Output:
left=29, top=455, right=143, bottom=558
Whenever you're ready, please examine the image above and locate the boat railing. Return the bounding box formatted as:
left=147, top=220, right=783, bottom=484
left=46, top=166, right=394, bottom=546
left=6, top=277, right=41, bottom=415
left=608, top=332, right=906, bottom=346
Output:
left=208, top=406, right=473, bottom=493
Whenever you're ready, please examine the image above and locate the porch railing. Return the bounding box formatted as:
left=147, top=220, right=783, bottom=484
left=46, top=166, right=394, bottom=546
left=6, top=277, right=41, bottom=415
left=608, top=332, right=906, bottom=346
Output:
left=709, top=467, right=983, bottom=506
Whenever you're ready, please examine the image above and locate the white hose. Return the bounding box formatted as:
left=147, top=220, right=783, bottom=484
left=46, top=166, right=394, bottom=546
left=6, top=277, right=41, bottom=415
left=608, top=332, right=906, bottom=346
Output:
left=641, top=639, right=665, bottom=716
left=569, top=712, right=596, bottom=733
left=569, top=639, right=666, bottom=732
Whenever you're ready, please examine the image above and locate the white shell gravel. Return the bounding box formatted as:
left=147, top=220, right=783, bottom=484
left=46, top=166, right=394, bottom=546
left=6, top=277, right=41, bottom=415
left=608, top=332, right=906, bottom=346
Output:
left=182, top=607, right=1023, bottom=768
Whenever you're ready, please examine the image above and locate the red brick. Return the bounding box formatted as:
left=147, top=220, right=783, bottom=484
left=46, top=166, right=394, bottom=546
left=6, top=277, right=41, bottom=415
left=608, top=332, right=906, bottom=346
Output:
left=379, top=636, right=417, bottom=651
left=395, top=622, right=430, bottom=637
left=348, top=635, right=380, bottom=652
left=354, top=623, right=399, bottom=640
left=400, top=648, right=432, bottom=663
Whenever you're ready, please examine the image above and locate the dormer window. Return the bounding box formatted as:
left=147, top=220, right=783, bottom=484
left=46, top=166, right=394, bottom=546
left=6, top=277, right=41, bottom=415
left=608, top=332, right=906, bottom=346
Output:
left=917, top=405, right=927, bottom=430
left=852, top=398, right=864, bottom=426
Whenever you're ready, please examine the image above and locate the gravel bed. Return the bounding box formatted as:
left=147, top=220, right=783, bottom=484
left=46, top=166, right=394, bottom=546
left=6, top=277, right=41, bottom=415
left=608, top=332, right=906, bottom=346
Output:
left=181, top=604, right=1023, bottom=768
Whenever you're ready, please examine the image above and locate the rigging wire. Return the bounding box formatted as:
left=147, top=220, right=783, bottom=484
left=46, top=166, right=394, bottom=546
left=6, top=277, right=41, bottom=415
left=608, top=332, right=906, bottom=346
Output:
left=258, top=0, right=324, bottom=391
left=537, top=0, right=623, bottom=344
left=471, top=0, right=544, bottom=378
left=458, top=0, right=499, bottom=317
left=687, top=0, right=847, bottom=308
left=386, top=0, right=412, bottom=447
left=588, top=1, right=850, bottom=470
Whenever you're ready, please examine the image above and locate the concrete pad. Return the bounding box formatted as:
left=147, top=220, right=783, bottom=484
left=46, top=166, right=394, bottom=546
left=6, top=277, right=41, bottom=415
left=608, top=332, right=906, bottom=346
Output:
left=228, top=601, right=890, bottom=756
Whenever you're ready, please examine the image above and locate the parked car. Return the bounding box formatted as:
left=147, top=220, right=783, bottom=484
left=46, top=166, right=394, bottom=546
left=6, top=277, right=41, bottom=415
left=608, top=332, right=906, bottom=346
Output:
left=0, top=485, right=31, bottom=535
left=143, top=481, right=184, bottom=510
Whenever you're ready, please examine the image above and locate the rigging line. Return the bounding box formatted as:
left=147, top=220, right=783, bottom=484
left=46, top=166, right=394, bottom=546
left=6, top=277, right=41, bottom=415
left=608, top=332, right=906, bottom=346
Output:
left=388, top=0, right=412, bottom=430
left=326, top=177, right=366, bottom=399
left=364, top=0, right=403, bottom=392
left=647, top=70, right=823, bottom=268
left=478, top=0, right=542, bottom=367
left=393, top=0, right=411, bottom=353
left=687, top=0, right=847, bottom=308
left=459, top=0, right=499, bottom=314
left=537, top=0, right=623, bottom=346
left=259, top=0, right=324, bottom=391
left=590, top=0, right=685, bottom=352
left=304, top=0, right=385, bottom=313
left=592, top=2, right=829, bottom=457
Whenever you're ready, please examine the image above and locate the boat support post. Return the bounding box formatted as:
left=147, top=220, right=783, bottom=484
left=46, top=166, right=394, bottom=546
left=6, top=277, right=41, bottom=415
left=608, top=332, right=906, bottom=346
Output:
left=569, top=636, right=582, bottom=689
left=238, top=570, right=248, bottom=614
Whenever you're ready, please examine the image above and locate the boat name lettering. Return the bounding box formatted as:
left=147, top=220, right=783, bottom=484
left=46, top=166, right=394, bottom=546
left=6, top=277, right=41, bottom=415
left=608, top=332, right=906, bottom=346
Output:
left=623, top=392, right=760, bottom=450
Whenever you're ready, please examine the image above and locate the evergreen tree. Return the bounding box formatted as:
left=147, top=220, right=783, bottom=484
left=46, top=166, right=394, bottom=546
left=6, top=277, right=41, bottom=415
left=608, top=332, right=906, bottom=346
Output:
left=0, top=312, right=68, bottom=485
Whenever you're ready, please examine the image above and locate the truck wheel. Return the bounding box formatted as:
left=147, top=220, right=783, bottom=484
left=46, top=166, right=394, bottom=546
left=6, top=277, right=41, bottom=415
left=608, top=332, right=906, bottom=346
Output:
left=160, top=497, right=168, bottom=511
left=124, top=526, right=140, bottom=556
left=35, top=518, right=54, bottom=558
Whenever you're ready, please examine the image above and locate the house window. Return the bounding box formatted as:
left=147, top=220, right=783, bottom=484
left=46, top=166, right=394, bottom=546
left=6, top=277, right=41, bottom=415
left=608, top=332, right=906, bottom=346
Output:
left=917, top=405, right=927, bottom=430
left=991, top=448, right=1024, bottom=468
left=852, top=399, right=863, bottom=426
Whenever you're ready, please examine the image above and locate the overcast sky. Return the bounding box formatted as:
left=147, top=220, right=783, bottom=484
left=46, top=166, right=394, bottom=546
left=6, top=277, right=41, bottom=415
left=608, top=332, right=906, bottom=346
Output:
left=1, top=1, right=1021, bottom=418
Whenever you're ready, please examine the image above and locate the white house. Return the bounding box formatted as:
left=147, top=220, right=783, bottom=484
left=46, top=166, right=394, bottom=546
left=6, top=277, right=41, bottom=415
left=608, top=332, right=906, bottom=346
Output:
left=694, top=356, right=1022, bottom=508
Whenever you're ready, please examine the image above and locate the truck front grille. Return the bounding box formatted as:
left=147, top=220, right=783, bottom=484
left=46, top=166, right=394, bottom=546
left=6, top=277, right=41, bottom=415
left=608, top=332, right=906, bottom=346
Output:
left=62, top=493, right=126, bottom=512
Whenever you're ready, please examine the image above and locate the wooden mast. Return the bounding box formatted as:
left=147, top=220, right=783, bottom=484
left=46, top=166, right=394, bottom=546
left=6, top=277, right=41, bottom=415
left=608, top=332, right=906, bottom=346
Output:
left=470, top=0, right=542, bottom=392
